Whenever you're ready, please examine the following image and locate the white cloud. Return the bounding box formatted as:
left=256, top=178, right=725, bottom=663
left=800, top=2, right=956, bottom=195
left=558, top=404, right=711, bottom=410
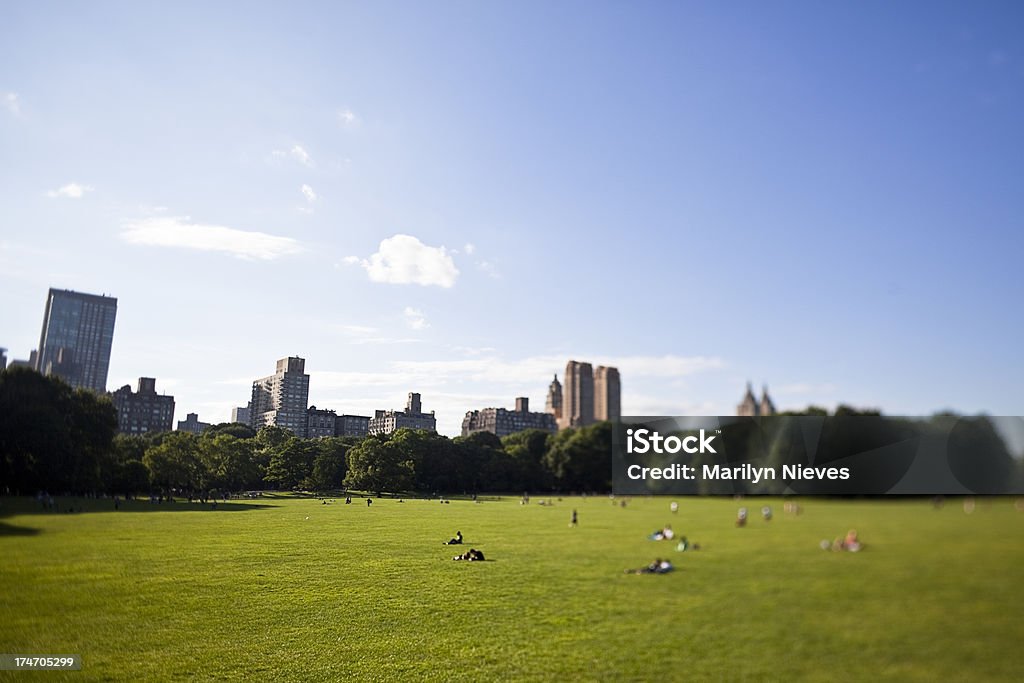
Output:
left=46, top=182, right=93, bottom=199
left=360, top=234, right=459, bottom=288
left=335, top=324, right=378, bottom=336
left=301, top=184, right=317, bottom=202
left=341, top=255, right=360, bottom=265
left=477, top=260, right=499, bottom=278
left=273, top=145, right=313, bottom=167
left=403, top=307, right=429, bottom=330
left=452, top=345, right=498, bottom=356
left=121, top=215, right=303, bottom=260
left=338, top=107, right=359, bottom=126
left=4, top=92, right=20, bottom=117
left=311, top=352, right=726, bottom=435
left=316, top=353, right=722, bottom=390
left=464, top=243, right=476, bottom=255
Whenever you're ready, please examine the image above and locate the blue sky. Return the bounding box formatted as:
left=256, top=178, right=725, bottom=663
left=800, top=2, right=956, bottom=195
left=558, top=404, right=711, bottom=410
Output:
left=2, top=2, right=1022, bottom=436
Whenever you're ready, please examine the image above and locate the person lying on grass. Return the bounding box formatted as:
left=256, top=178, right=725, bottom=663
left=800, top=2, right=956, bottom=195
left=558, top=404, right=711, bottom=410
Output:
left=453, top=548, right=485, bottom=561
left=444, top=531, right=463, bottom=545
left=624, top=559, right=673, bottom=574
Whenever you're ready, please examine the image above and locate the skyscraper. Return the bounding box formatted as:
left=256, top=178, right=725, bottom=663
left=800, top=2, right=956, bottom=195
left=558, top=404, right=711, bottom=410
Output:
left=35, top=288, right=117, bottom=392
left=545, top=374, right=562, bottom=421
left=367, top=392, right=437, bottom=436
left=231, top=404, right=251, bottom=425
left=250, top=357, right=310, bottom=437
left=462, top=396, right=558, bottom=437
left=560, top=360, right=594, bottom=429
left=111, top=377, right=175, bottom=434
left=593, top=365, right=621, bottom=422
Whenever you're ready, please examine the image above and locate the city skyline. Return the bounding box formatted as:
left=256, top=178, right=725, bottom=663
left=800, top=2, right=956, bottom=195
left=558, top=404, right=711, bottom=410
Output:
left=3, top=3, right=1022, bottom=436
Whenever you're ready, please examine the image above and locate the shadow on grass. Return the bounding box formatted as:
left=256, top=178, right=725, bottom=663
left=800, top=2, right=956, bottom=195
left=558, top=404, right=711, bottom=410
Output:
left=0, top=497, right=275, bottom=519
left=0, top=521, right=42, bottom=537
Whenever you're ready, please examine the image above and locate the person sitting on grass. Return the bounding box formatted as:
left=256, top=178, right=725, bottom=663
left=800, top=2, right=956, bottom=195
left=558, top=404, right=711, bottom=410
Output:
left=838, top=529, right=863, bottom=552
left=453, top=548, right=485, bottom=561
left=823, top=529, right=864, bottom=552
left=675, top=536, right=700, bottom=552
left=624, top=558, right=674, bottom=574
left=445, top=531, right=463, bottom=545
left=736, top=507, right=748, bottom=527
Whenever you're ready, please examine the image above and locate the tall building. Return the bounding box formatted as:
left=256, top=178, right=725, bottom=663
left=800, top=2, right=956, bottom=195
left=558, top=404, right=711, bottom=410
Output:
left=368, top=392, right=437, bottom=436
left=760, top=386, right=776, bottom=416
left=593, top=366, right=621, bottom=422
left=111, top=377, right=175, bottom=434
left=306, top=406, right=337, bottom=439
left=545, top=374, right=562, bottom=421
left=560, top=360, right=594, bottom=429
left=36, top=288, right=117, bottom=392
left=336, top=414, right=370, bottom=437
left=250, top=357, right=310, bottom=437
left=177, top=412, right=211, bottom=434
left=0, top=347, right=6, bottom=370
left=462, top=396, right=558, bottom=437
left=231, top=404, right=251, bottom=425
left=737, top=382, right=776, bottom=417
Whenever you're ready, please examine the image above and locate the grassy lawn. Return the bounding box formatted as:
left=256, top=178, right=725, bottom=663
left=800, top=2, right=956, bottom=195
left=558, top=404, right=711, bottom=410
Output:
left=1, top=494, right=1022, bottom=681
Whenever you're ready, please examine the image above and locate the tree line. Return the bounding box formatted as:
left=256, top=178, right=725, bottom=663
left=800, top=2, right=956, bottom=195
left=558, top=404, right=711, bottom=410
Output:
left=0, top=367, right=612, bottom=496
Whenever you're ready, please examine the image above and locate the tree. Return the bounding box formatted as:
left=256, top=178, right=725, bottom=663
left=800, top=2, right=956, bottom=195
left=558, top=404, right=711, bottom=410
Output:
left=264, top=437, right=318, bottom=490
left=944, top=415, right=1015, bottom=494
left=307, top=438, right=350, bottom=491
left=143, top=431, right=203, bottom=493
left=453, top=431, right=507, bottom=491
left=0, top=367, right=117, bottom=494
left=66, top=388, right=118, bottom=492
left=100, top=434, right=153, bottom=495
left=544, top=422, right=613, bottom=492
left=502, top=429, right=554, bottom=491
left=205, top=422, right=257, bottom=439
left=199, top=433, right=261, bottom=492
left=344, top=435, right=415, bottom=494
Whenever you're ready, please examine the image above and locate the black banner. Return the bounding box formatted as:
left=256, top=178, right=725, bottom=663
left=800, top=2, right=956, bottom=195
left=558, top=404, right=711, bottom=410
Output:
left=612, top=415, right=1024, bottom=495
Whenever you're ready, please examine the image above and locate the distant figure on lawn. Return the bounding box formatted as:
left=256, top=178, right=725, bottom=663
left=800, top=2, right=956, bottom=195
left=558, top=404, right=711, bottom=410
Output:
left=367, top=498, right=372, bottom=507
left=837, top=529, right=862, bottom=552
left=445, top=531, right=463, bottom=545
left=624, top=559, right=674, bottom=574
left=649, top=525, right=675, bottom=541
left=570, top=510, right=578, bottom=527
left=761, top=505, right=772, bottom=521
left=736, top=507, right=748, bottom=527
left=453, top=548, right=485, bottom=561
left=823, top=529, right=864, bottom=552
left=676, top=536, right=700, bottom=552
left=670, top=501, right=679, bottom=514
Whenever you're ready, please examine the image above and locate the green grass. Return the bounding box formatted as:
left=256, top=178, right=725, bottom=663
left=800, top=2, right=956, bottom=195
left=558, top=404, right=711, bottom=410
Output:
left=1, top=494, right=1023, bottom=681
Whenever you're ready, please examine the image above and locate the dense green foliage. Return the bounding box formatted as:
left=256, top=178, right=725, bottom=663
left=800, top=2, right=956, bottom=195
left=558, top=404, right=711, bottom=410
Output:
left=1, top=495, right=1022, bottom=680
left=3, top=369, right=1020, bottom=498
left=0, top=367, right=117, bottom=494
left=0, top=368, right=613, bottom=496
